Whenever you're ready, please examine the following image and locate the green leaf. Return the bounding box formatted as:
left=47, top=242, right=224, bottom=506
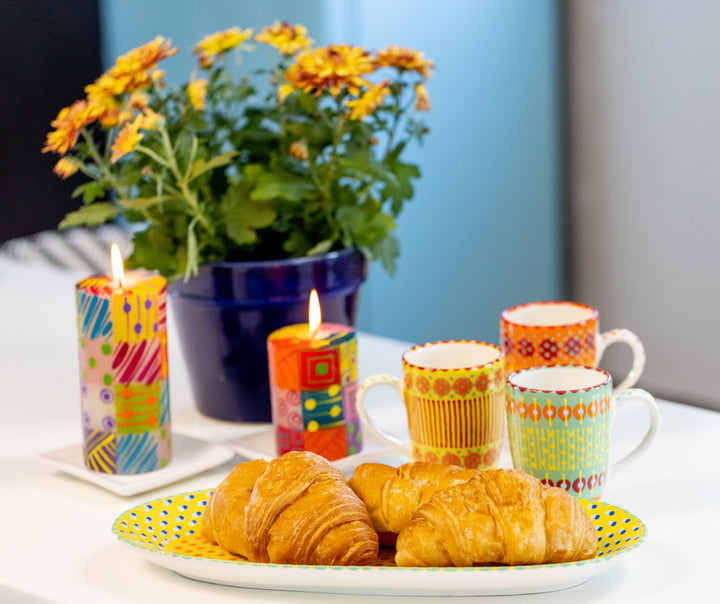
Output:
left=306, top=239, right=335, bottom=255
left=337, top=154, right=398, bottom=187
left=373, top=233, right=400, bottom=276
left=116, top=195, right=178, bottom=211
left=383, top=160, right=420, bottom=215
left=221, top=183, right=278, bottom=246
left=250, top=172, right=317, bottom=202
left=128, top=228, right=182, bottom=276
left=58, top=203, right=118, bottom=229
left=72, top=181, right=108, bottom=204
left=187, top=150, right=239, bottom=182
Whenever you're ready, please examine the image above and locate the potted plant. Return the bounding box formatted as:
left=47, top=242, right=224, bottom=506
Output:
left=44, top=22, right=433, bottom=421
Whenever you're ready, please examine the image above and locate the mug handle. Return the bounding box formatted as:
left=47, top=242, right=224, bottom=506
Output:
left=597, top=328, right=646, bottom=393
left=610, top=388, right=661, bottom=474
left=356, top=373, right=413, bottom=458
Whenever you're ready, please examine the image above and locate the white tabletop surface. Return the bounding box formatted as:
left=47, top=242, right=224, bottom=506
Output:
left=1, top=256, right=719, bottom=603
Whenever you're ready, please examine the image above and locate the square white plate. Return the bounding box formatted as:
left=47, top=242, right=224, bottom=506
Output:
left=227, top=427, right=405, bottom=475
left=40, top=433, right=236, bottom=496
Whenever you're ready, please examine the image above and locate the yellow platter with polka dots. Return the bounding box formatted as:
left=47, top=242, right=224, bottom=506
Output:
left=111, top=490, right=647, bottom=596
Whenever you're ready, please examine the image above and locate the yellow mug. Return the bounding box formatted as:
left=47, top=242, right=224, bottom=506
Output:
left=356, top=340, right=505, bottom=469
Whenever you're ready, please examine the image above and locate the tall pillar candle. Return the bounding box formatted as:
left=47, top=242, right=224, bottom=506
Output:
left=267, top=322, right=360, bottom=461
left=75, top=256, right=171, bottom=474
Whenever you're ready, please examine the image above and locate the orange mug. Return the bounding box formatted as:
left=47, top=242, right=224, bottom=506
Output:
left=500, top=301, right=645, bottom=393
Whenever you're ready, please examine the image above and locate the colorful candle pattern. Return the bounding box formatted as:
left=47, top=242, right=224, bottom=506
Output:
left=76, top=273, right=171, bottom=474
left=267, top=324, right=360, bottom=461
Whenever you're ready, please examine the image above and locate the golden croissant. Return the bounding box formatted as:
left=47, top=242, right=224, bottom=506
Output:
left=347, top=461, right=479, bottom=545
left=394, top=467, right=598, bottom=567
left=201, top=451, right=379, bottom=566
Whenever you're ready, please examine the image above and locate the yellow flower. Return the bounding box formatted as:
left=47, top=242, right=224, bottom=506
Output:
left=86, top=37, right=177, bottom=126
left=42, top=100, right=97, bottom=155
left=414, top=82, right=431, bottom=112
left=282, top=44, right=376, bottom=100
left=374, top=44, right=434, bottom=79
left=52, top=157, right=80, bottom=179
left=111, top=114, right=144, bottom=163
left=345, top=79, right=390, bottom=120
left=289, top=140, right=308, bottom=160
left=256, top=21, right=313, bottom=55
left=139, top=108, right=163, bottom=130
left=187, top=72, right=207, bottom=110
left=194, top=27, right=253, bottom=67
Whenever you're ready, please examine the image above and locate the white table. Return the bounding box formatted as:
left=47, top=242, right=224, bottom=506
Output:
left=1, top=257, right=718, bottom=603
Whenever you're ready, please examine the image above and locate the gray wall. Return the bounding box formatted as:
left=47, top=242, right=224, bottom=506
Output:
left=100, top=0, right=565, bottom=349
left=566, top=0, right=720, bottom=410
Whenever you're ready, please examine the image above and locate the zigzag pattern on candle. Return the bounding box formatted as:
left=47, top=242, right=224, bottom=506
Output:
left=77, top=290, right=112, bottom=341
left=112, top=339, right=161, bottom=385
left=83, top=428, right=116, bottom=473
left=117, top=431, right=159, bottom=474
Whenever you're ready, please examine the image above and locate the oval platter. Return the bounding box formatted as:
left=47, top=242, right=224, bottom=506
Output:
left=111, top=491, right=646, bottom=596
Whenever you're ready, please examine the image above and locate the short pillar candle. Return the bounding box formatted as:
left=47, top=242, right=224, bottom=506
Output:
left=75, top=247, right=171, bottom=474
left=267, top=318, right=361, bottom=461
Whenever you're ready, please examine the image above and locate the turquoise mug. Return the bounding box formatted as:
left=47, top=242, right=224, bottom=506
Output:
left=505, top=365, right=661, bottom=499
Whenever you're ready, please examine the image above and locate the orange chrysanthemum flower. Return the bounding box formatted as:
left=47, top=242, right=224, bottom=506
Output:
left=345, top=79, right=390, bottom=120
left=187, top=73, right=207, bottom=110
left=289, top=140, right=308, bottom=160
left=43, top=100, right=98, bottom=155
left=194, top=27, right=253, bottom=68
left=110, top=114, right=144, bottom=163
left=414, top=82, right=431, bottom=112
left=86, top=37, right=177, bottom=126
left=374, top=44, right=434, bottom=79
left=53, top=157, right=80, bottom=179
left=279, top=44, right=376, bottom=101
left=256, top=21, right=313, bottom=55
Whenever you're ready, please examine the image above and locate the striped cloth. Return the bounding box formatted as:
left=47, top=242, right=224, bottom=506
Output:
left=0, top=225, right=133, bottom=274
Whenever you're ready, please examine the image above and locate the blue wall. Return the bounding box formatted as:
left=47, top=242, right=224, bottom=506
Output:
left=100, top=0, right=564, bottom=347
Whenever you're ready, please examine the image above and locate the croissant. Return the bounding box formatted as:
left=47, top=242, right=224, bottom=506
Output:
left=347, top=461, right=479, bottom=545
left=394, top=468, right=597, bottom=567
left=202, top=451, right=379, bottom=566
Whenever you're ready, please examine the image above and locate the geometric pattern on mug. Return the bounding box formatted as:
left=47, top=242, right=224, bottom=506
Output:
left=505, top=393, right=611, bottom=424
left=114, top=382, right=162, bottom=433
left=270, top=385, right=303, bottom=430
left=301, top=385, right=344, bottom=431
left=83, top=427, right=116, bottom=474
left=299, top=348, right=340, bottom=389
left=411, top=438, right=502, bottom=470
left=406, top=387, right=505, bottom=450
left=536, top=469, right=607, bottom=497
left=502, top=321, right=597, bottom=372
left=405, top=363, right=503, bottom=400
left=507, top=422, right=611, bottom=473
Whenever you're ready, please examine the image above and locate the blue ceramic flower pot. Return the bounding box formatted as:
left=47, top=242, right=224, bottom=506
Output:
left=168, top=249, right=368, bottom=422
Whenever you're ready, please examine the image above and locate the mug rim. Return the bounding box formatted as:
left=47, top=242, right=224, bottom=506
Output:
left=506, top=364, right=612, bottom=393
left=501, top=300, right=599, bottom=328
left=402, top=339, right=503, bottom=372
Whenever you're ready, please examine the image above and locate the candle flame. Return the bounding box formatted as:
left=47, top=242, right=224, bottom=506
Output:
left=308, top=289, right=321, bottom=339
left=111, top=243, right=125, bottom=288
